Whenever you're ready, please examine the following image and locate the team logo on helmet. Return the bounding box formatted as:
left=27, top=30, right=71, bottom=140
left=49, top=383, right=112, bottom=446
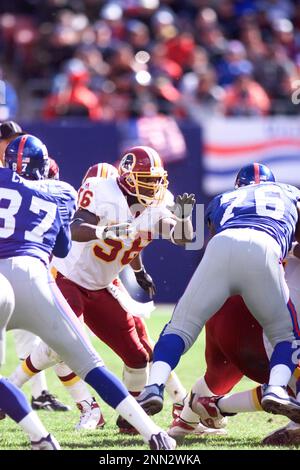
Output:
left=120, top=153, right=135, bottom=173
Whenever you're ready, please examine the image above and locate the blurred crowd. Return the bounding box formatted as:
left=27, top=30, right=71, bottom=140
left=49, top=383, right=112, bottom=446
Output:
left=0, top=0, right=300, bottom=122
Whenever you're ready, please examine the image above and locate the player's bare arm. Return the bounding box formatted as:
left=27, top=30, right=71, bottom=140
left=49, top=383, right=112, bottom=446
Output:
left=70, top=207, right=100, bottom=242
left=130, top=254, right=156, bottom=299
left=293, top=243, right=300, bottom=259
left=71, top=208, right=133, bottom=242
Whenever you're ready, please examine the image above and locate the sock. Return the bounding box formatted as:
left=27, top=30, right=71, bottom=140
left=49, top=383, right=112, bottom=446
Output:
left=10, top=345, right=58, bottom=389
left=0, top=377, right=32, bottom=422
left=122, top=364, right=148, bottom=393
left=85, top=366, right=129, bottom=408
left=116, top=395, right=161, bottom=442
left=153, top=333, right=185, bottom=370
left=148, top=361, right=171, bottom=387
left=218, top=386, right=262, bottom=414
left=9, top=354, right=44, bottom=388
left=9, top=362, right=34, bottom=388
left=269, top=365, right=293, bottom=387
left=269, top=342, right=297, bottom=386
left=19, top=411, right=48, bottom=442
left=54, top=363, right=92, bottom=403
left=165, top=371, right=187, bottom=403
left=193, top=376, right=215, bottom=397
left=31, top=372, right=48, bottom=399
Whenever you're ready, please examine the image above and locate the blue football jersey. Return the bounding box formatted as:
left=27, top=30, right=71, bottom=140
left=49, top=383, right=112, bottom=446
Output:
left=0, top=168, right=77, bottom=265
left=205, top=182, right=300, bottom=259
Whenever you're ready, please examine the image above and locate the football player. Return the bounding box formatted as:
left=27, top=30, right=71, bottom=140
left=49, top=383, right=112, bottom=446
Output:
left=0, top=135, right=176, bottom=450
left=9, top=149, right=194, bottom=436
left=138, top=162, right=300, bottom=425
left=168, top=243, right=300, bottom=445
left=0, top=123, right=70, bottom=413
left=82, top=162, right=188, bottom=430
left=7, top=159, right=104, bottom=428
left=9, top=160, right=188, bottom=432
left=0, top=269, right=59, bottom=449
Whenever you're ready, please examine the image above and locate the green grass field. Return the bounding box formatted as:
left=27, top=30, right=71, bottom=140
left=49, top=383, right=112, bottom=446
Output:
left=0, top=305, right=292, bottom=450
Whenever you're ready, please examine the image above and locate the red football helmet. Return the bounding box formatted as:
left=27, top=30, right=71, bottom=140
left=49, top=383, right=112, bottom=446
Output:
left=118, top=146, right=168, bottom=206
left=82, top=162, right=118, bottom=184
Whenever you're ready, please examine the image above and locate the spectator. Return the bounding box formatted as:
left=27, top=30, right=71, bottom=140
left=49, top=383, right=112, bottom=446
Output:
left=0, top=120, right=24, bottom=165
left=221, top=61, right=271, bottom=116
left=0, top=69, right=18, bottom=120
left=179, top=68, right=224, bottom=122
left=1, top=0, right=300, bottom=119
left=43, top=59, right=102, bottom=120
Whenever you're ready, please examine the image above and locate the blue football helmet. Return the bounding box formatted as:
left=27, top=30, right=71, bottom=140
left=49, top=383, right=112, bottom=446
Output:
left=4, top=134, right=49, bottom=180
left=235, top=163, right=275, bottom=189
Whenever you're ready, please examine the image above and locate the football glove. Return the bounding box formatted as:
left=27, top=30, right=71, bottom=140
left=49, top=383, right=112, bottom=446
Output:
left=167, top=193, right=196, bottom=220
left=134, top=268, right=156, bottom=299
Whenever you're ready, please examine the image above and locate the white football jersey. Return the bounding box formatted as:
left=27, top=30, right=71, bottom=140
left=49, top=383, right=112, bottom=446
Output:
left=53, top=177, right=174, bottom=290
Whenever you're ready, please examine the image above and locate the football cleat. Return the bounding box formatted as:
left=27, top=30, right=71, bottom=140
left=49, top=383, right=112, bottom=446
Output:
left=137, top=384, right=165, bottom=415
left=261, top=385, right=300, bottom=423
left=262, top=421, right=300, bottom=446
left=75, top=398, right=105, bottom=430
left=0, top=409, right=6, bottom=420
left=172, top=401, right=184, bottom=419
left=31, top=434, right=60, bottom=450
left=168, top=417, right=227, bottom=444
left=116, top=415, right=138, bottom=435
left=31, top=390, right=71, bottom=412
left=189, top=394, right=229, bottom=429
left=149, top=431, right=176, bottom=450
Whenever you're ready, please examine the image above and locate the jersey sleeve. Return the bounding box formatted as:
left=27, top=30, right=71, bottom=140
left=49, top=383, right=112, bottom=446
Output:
left=57, top=182, right=77, bottom=222
left=205, top=195, right=220, bottom=226
left=77, top=178, right=99, bottom=215
left=52, top=224, right=72, bottom=258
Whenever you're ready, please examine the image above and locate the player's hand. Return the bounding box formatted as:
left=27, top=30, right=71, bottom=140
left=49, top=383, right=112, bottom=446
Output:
left=134, top=268, right=156, bottom=299
left=167, top=193, right=196, bottom=220
left=103, top=223, right=135, bottom=240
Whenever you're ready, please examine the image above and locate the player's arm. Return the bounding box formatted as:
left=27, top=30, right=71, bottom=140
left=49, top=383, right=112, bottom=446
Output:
left=157, top=193, right=195, bottom=246
left=52, top=224, right=72, bottom=258
left=204, top=196, right=218, bottom=240
left=157, top=217, right=194, bottom=246
left=293, top=243, right=300, bottom=259
left=71, top=208, right=132, bottom=242
left=53, top=187, right=77, bottom=258
left=207, top=220, right=216, bottom=238
left=70, top=208, right=100, bottom=242
left=130, top=254, right=156, bottom=299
